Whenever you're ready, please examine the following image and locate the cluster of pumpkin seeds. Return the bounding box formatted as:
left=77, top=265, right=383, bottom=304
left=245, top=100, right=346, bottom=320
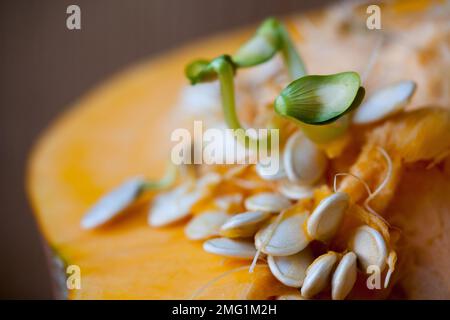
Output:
left=78, top=17, right=423, bottom=299
left=80, top=126, right=398, bottom=299
left=140, top=131, right=394, bottom=300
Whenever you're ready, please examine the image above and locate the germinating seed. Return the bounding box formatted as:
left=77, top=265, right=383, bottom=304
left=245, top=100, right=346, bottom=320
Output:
left=283, top=131, right=327, bottom=185
left=220, top=211, right=271, bottom=238
left=268, top=247, right=313, bottom=288
left=255, top=210, right=310, bottom=256
left=307, top=192, right=350, bottom=241
left=349, top=225, right=387, bottom=271
left=278, top=180, right=314, bottom=200
left=301, top=251, right=338, bottom=299
left=244, top=192, right=291, bottom=213
left=203, top=238, right=257, bottom=259
left=81, top=177, right=146, bottom=229
left=185, top=211, right=230, bottom=240
left=331, top=252, right=357, bottom=300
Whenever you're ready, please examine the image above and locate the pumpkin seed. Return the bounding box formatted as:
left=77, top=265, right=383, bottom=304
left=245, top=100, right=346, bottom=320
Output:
left=197, top=172, right=222, bottom=189
left=255, top=210, right=310, bottom=256
left=220, top=211, right=271, bottom=238
left=353, top=80, right=416, bottom=124
left=223, top=164, right=249, bottom=179
left=268, top=247, right=313, bottom=288
left=331, top=252, right=357, bottom=300
left=301, top=251, right=338, bottom=298
left=185, top=211, right=230, bottom=240
left=231, top=178, right=269, bottom=190
left=283, top=131, right=327, bottom=185
left=149, top=172, right=221, bottom=227
left=349, top=225, right=387, bottom=272
left=214, top=194, right=243, bottom=212
left=244, top=192, right=291, bottom=213
left=81, top=177, right=145, bottom=229
left=203, top=238, right=257, bottom=259
left=278, top=180, right=314, bottom=200
left=306, top=192, right=350, bottom=241
left=148, top=182, right=203, bottom=227
left=256, top=159, right=286, bottom=181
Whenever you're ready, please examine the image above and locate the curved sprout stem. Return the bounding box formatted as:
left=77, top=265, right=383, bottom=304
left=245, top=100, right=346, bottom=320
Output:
left=384, top=250, right=397, bottom=289
left=333, top=148, right=392, bottom=229
left=249, top=209, right=286, bottom=273
left=333, top=172, right=372, bottom=196
left=278, top=23, right=306, bottom=79
left=141, top=162, right=177, bottom=191
left=360, top=147, right=392, bottom=228
left=210, top=57, right=241, bottom=131
left=210, top=56, right=271, bottom=151
left=363, top=147, right=392, bottom=216
left=249, top=249, right=262, bottom=274
left=232, top=18, right=306, bottom=79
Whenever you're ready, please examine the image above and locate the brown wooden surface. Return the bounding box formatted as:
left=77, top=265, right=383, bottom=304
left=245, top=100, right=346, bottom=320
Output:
left=0, top=0, right=336, bottom=298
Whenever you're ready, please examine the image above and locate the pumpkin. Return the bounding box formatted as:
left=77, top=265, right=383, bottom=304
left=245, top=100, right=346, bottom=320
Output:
left=26, top=0, right=450, bottom=299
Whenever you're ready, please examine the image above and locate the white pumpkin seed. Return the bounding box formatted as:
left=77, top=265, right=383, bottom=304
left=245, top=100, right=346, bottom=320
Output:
left=148, top=182, right=203, bottom=227
left=223, top=164, right=249, bottom=179
left=244, top=192, right=291, bottom=213
left=203, top=238, right=257, bottom=259
left=197, top=172, right=222, bottom=189
left=81, top=177, right=145, bottom=229
left=283, top=131, right=327, bottom=185
left=149, top=172, right=222, bottom=227
left=256, top=158, right=286, bottom=181
left=331, top=252, right=357, bottom=300
left=220, top=211, right=271, bottom=238
left=185, top=211, right=230, bottom=240
left=268, top=247, right=313, bottom=288
left=301, top=251, right=338, bottom=298
left=276, top=293, right=306, bottom=300
left=353, top=80, right=416, bottom=124
left=214, top=194, right=243, bottom=211
left=349, top=225, right=388, bottom=272
left=307, top=192, right=350, bottom=241
left=231, top=178, right=269, bottom=190
left=255, top=211, right=310, bottom=256
left=278, top=180, right=314, bottom=200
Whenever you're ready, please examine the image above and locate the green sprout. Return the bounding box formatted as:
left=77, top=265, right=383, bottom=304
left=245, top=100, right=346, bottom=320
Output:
left=141, top=162, right=178, bottom=191
left=233, top=17, right=306, bottom=79
left=274, top=72, right=364, bottom=125
left=189, top=55, right=270, bottom=150
left=274, top=72, right=365, bottom=143
left=186, top=17, right=306, bottom=84
left=185, top=59, right=221, bottom=85
left=185, top=18, right=365, bottom=147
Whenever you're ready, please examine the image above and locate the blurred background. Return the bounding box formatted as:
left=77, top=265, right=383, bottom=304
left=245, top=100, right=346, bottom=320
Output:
left=0, top=0, right=337, bottom=299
